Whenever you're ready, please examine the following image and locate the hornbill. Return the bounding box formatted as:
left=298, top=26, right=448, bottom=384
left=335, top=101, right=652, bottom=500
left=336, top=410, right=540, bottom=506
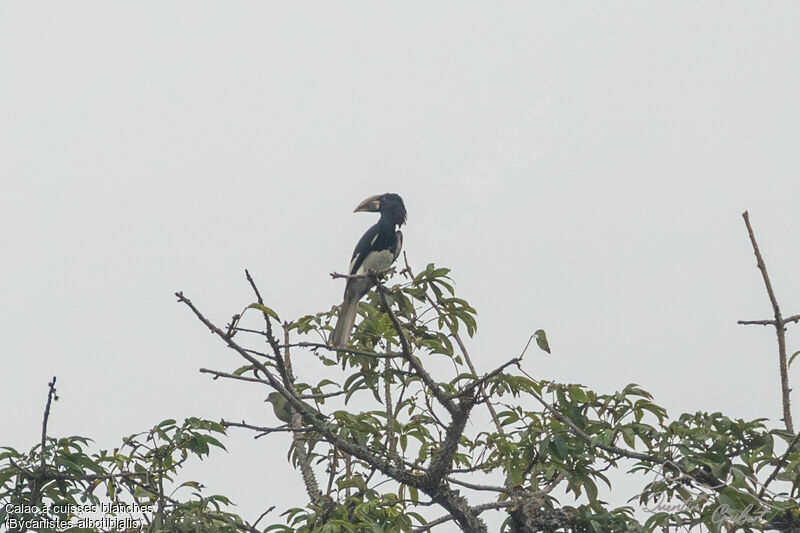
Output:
left=331, top=193, right=407, bottom=347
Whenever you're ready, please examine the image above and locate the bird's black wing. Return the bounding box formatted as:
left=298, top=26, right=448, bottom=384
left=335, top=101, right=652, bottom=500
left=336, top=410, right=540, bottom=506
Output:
left=348, top=222, right=381, bottom=275
left=348, top=223, right=402, bottom=276
left=333, top=217, right=403, bottom=348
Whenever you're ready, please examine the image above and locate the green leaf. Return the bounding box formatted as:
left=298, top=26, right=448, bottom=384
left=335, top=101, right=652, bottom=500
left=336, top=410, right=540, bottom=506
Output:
left=233, top=364, right=255, bottom=376
left=789, top=350, right=800, bottom=368
left=534, top=329, right=550, bottom=353
left=265, top=525, right=294, bottom=532
left=248, top=303, right=280, bottom=321
left=621, top=427, right=636, bottom=448
left=584, top=477, right=599, bottom=504
left=0, top=469, right=18, bottom=486
left=551, top=435, right=568, bottom=459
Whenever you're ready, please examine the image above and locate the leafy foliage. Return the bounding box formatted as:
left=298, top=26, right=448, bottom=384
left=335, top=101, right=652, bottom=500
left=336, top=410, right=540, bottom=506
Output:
left=0, top=416, right=242, bottom=532
left=212, top=264, right=800, bottom=532
left=3, top=262, right=800, bottom=532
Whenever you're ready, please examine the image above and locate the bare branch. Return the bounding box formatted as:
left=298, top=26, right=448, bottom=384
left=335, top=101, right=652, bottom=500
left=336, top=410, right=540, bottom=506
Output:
left=454, top=357, right=522, bottom=400
left=289, top=341, right=405, bottom=359
left=326, top=444, right=339, bottom=499
left=40, top=377, right=57, bottom=469
left=738, top=319, right=777, bottom=326
left=738, top=315, right=800, bottom=327
left=251, top=507, right=276, bottom=529
left=446, top=476, right=508, bottom=493
left=282, top=324, right=323, bottom=503
left=330, top=269, right=394, bottom=280
left=200, top=368, right=269, bottom=386
left=221, top=419, right=313, bottom=438
left=384, top=356, right=397, bottom=459
left=27, top=377, right=59, bottom=508
left=411, top=500, right=514, bottom=533
left=245, top=269, right=264, bottom=305
left=740, top=211, right=795, bottom=433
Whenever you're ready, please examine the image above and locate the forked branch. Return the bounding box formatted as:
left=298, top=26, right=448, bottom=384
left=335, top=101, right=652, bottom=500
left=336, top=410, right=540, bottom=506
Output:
left=738, top=211, right=796, bottom=433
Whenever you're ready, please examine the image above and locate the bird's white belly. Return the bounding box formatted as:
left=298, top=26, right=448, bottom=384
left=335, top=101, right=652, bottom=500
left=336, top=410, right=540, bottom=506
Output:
left=356, top=250, right=395, bottom=275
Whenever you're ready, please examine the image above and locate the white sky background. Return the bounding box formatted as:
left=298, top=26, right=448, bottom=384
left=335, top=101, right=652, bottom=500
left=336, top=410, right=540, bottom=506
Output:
left=1, top=2, right=799, bottom=531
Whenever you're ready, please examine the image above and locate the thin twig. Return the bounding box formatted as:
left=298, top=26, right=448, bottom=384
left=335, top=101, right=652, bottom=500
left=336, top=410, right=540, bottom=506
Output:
left=402, top=253, right=506, bottom=434
left=451, top=357, right=522, bottom=400
left=233, top=327, right=269, bottom=336
left=446, top=476, right=508, bottom=493
left=221, top=419, right=313, bottom=438
left=282, top=323, right=323, bottom=503
left=331, top=270, right=394, bottom=281
left=376, top=287, right=458, bottom=416
left=759, top=430, right=800, bottom=498
left=200, top=368, right=268, bottom=385
left=177, top=290, right=424, bottom=488
left=245, top=269, right=264, bottom=305
left=251, top=507, right=276, bottom=529
left=289, top=341, right=405, bottom=359
left=326, top=444, right=339, bottom=498
left=40, top=377, right=57, bottom=469
left=740, top=211, right=795, bottom=433
left=298, top=389, right=347, bottom=401
left=738, top=314, right=800, bottom=326
left=384, top=355, right=396, bottom=458
left=411, top=500, right=514, bottom=533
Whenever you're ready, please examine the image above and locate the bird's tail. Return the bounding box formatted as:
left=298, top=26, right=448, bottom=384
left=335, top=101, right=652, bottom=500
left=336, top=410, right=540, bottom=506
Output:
left=331, top=294, right=359, bottom=347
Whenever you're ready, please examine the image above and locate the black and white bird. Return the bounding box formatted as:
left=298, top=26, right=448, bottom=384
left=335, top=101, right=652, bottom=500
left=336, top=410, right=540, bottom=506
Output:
left=331, top=193, right=407, bottom=347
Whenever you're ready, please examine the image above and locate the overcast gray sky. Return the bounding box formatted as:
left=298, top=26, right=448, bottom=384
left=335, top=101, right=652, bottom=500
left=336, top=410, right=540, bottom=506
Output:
left=2, top=2, right=799, bottom=530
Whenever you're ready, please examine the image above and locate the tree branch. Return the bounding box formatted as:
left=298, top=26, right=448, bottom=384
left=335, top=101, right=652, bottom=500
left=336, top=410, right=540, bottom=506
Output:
left=740, top=211, right=795, bottom=433
left=281, top=324, right=323, bottom=503
left=411, top=500, right=514, bottom=533
left=426, top=484, right=488, bottom=533
left=446, top=476, right=508, bottom=493
left=221, top=419, right=313, bottom=439
left=376, top=286, right=458, bottom=416
left=759, top=430, right=800, bottom=498
left=177, top=290, right=425, bottom=488
left=40, top=377, right=57, bottom=469
left=384, top=356, right=397, bottom=459
left=290, top=341, right=405, bottom=359
left=738, top=314, right=800, bottom=326
left=245, top=269, right=264, bottom=305
left=453, top=357, right=522, bottom=401
left=402, top=253, right=506, bottom=435
left=200, top=368, right=268, bottom=385
left=29, top=377, right=58, bottom=509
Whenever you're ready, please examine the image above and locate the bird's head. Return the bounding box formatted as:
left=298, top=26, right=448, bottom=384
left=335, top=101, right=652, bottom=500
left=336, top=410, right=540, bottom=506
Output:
left=354, top=193, right=407, bottom=226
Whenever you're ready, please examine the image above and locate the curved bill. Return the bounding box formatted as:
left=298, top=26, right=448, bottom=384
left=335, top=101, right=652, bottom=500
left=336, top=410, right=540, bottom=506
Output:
left=353, top=194, right=383, bottom=213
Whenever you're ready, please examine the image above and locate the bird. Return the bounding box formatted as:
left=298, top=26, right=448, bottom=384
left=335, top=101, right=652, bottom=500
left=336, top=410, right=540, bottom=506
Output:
left=266, top=391, right=324, bottom=423
left=266, top=392, right=320, bottom=454
left=266, top=392, right=293, bottom=424
left=331, top=193, right=407, bottom=347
